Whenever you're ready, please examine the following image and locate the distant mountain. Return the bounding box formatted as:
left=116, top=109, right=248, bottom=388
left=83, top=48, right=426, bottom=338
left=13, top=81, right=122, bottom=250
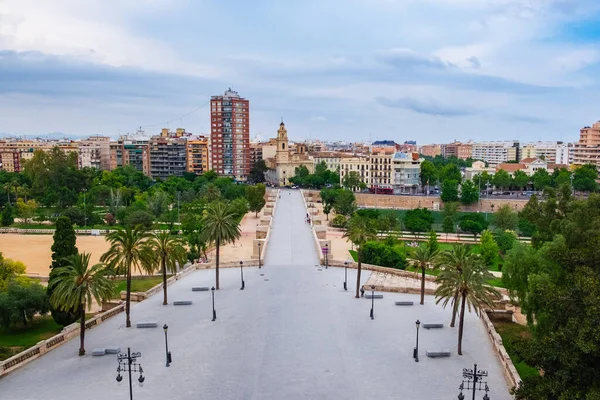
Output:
left=0, top=132, right=93, bottom=140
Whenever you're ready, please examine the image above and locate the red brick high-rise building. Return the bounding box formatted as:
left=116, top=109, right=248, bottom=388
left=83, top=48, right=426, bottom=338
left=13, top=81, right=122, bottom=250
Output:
left=210, top=88, right=250, bottom=180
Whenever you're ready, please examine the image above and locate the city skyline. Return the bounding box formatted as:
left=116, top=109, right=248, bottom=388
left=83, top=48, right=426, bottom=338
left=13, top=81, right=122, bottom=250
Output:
left=1, top=1, right=600, bottom=142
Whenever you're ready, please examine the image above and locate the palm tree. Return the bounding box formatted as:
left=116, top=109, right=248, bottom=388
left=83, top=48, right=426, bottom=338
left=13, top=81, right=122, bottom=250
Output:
left=437, top=244, right=473, bottom=327
left=101, top=226, right=151, bottom=327
left=200, top=202, right=241, bottom=289
left=343, top=215, right=377, bottom=298
left=200, top=183, right=221, bottom=203
left=435, top=256, right=499, bottom=355
left=50, top=253, right=114, bottom=356
left=407, top=245, right=439, bottom=305
left=144, top=231, right=187, bottom=305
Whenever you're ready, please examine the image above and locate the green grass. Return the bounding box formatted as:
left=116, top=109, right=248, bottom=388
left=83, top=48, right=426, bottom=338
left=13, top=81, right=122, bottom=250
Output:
left=0, top=316, right=62, bottom=349
left=112, top=276, right=165, bottom=298
left=492, top=320, right=539, bottom=379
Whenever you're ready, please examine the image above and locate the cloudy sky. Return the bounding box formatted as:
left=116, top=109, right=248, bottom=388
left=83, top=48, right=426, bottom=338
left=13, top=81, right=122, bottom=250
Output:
left=1, top=0, right=600, bottom=143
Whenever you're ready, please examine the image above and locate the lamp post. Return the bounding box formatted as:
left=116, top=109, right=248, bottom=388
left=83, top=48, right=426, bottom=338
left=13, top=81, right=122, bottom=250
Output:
left=325, top=243, right=329, bottom=269
left=211, top=286, right=216, bottom=321
left=258, top=242, right=262, bottom=268
left=116, top=348, right=144, bottom=400
left=239, top=261, right=245, bottom=290
left=81, top=188, right=87, bottom=227
left=370, top=285, right=375, bottom=320
left=343, top=261, right=348, bottom=291
left=413, top=320, right=420, bottom=362
left=177, top=191, right=181, bottom=225
left=163, top=324, right=171, bottom=367
left=457, top=363, right=490, bottom=400
left=570, top=173, right=574, bottom=195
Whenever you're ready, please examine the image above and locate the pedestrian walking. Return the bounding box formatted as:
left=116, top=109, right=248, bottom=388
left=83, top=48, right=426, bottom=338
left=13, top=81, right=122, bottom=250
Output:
left=360, top=286, right=365, bottom=297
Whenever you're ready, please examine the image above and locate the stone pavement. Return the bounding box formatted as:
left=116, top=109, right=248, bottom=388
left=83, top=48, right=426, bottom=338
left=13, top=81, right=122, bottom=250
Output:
left=0, top=189, right=512, bottom=400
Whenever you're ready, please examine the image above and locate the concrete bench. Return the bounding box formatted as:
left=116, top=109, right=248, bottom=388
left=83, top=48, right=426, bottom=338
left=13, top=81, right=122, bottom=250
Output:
left=192, top=286, right=209, bottom=292
left=136, top=320, right=159, bottom=328
left=173, top=300, right=192, bottom=306
left=105, top=346, right=121, bottom=354
left=423, top=324, right=444, bottom=329
left=92, top=348, right=106, bottom=356
left=426, top=350, right=451, bottom=358
left=395, top=301, right=414, bottom=306
left=365, top=294, right=383, bottom=299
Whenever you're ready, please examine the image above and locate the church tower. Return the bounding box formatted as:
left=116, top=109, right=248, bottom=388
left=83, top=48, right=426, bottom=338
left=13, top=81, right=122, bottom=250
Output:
left=275, top=121, right=289, bottom=164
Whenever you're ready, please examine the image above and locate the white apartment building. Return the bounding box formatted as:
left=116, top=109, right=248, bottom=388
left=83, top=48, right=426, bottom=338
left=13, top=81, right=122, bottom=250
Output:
left=520, top=141, right=571, bottom=165
left=471, top=141, right=520, bottom=167
left=78, top=136, right=111, bottom=170
left=392, top=152, right=422, bottom=194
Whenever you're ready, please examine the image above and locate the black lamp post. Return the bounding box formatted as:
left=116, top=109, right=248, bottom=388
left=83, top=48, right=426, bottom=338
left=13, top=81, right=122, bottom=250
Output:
left=343, top=261, right=348, bottom=291
left=370, top=285, right=375, bottom=320
left=258, top=242, right=262, bottom=268
left=211, top=286, right=216, bottom=321
left=458, top=364, right=490, bottom=400
left=239, top=261, right=245, bottom=290
left=325, top=243, right=329, bottom=269
left=414, top=320, right=420, bottom=362
left=116, top=348, right=144, bottom=400
left=163, top=324, right=171, bottom=367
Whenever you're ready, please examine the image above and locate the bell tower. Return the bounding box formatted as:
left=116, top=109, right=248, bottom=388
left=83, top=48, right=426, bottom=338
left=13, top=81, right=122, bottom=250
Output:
left=276, top=120, right=289, bottom=164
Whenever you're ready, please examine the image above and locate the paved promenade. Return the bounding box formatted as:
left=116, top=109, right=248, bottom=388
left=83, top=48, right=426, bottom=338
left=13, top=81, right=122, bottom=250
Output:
left=0, top=190, right=511, bottom=399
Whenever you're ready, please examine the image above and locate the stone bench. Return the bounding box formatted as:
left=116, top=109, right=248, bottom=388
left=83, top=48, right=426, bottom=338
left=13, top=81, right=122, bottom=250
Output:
left=192, top=286, right=209, bottom=292
left=92, top=348, right=106, bottom=356
left=173, top=300, right=192, bottom=306
left=423, top=323, right=444, bottom=329
left=105, top=346, right=121, bottom=354
left=365, top=294, right=383, bottom=299
left=136, top=320, right=159, bottom=328
left=395, top=301, right=414, bottom=306
left=426, top=350, right=451, bottom=358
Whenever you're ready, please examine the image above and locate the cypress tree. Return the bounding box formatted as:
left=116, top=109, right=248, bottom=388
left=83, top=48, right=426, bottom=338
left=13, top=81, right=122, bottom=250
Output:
left=48, top=216, right=79, bottom=326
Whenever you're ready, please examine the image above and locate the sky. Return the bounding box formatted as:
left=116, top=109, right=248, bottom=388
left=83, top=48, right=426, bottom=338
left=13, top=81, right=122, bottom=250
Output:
left=1, top=0, right=600, bottom=144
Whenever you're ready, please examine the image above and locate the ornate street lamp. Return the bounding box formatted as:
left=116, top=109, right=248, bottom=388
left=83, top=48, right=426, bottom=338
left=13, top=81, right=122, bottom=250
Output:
left=116, top=348, right=144, bottom=400
left=457, top=363, right=490, bottom=400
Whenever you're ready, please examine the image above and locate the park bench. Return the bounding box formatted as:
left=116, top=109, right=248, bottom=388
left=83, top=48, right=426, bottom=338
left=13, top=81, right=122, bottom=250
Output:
left=395, top=301, right=414, bottom=306
left=173, top=300, right=192, bottom=306
left=426, top=350, right=451, bottom=358
left=92, top=348, right=106, bottom=356
left=365, top=294, right=383, bottom=299
left=105, top=346, right=121, bottom=354
left=423, top=324, right=444, bottom=329
left=192, top=286, right=209, bottom=292
left=136, top=320, right=159, bottom=328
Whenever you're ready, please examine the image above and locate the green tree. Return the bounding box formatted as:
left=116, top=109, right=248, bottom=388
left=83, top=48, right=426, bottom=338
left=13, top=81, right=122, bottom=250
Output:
left=479, top=230, right=499, bottom=266
left=1, top=205, right=14, bottom=226
left=494, top=204, right=519, bottom=231
left=436, top=244, right=474, bottom=327
left=441, top=179, right=459, bottom=202
left=459, top=213, right=488, bottom=238
left=494, top=229, right=518, bottom=255
left=333, top=189, right=356, bottom=217
left=460, top=179, right=479, bottom=205
left=427, top=230, right=439, bottom=253
left=511, top=170, right=529, bottom=190
left=407, top=246, right=439, bottom=305
left=403, top=208, right=434, bottom=235
left=144, top=232, right=187, bottom=305
left=48, top=217, right=79, bottom=326
left=200, top=202, right=242, bottom=290
left=435, top=253, right=499, bottom=355
left=147, top=190, right=170, bottom=218
left=248, top=160, right=268, bottom=183
left=343, top=215, right=377, bottom=298
left=320, top=188, right=338, bottom=221
left=342, top=171, right=361, bottom=191
left=245, top=184, right=266, bottom=217
left=50, top=253, right=113, bottom=356
left=126, top=210, right=155, bottom=230
left=0, top=280, right=49, bottom=328
left=420, top=160, right=437, bottom=191
left=101, top=226, right=152, bottom=328
left=16, top=198, right=37, bottom=224
left=200, top=183, right=221, bottom=202
left=442, top=216, right=455, bottom=239
left=440, top=164, right=462, bottom=183
left=573, top=164, right=598, bottom=192
left=493, top=169, right=511, bottom=190
left=0, top=253, right=27, bottom=291
left=552, top=167, right=571, bottom=188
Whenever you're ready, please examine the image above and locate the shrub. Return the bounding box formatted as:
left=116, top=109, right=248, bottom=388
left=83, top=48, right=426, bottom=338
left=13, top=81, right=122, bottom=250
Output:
left=125, top=210, right=154, bottom=230
left=330, top=214, right=347, bottom=228
left=361, top=241, right=406, bottom=269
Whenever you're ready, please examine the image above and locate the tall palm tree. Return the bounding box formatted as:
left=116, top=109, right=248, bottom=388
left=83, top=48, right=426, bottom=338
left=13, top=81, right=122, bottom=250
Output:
left=437, top=244, right=473, bottom=327
left=200, top=202, right=241, bottom=289
left=343, top=215, right=378, bottom=298
left=435, top=256, right=499, bottom=355
left=144, top=231, right=187, bottom=305
left=407, top=245, right=439, bottom=305
left=101, top=226, right=151, bottom=327
left=50, top=252, right=114, bottom=356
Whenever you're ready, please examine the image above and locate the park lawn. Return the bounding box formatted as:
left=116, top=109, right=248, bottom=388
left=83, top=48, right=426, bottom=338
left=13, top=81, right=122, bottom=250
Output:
left=377, top=208, right=496, bottom=228
left=0, top=316, right=62, bottom=350
left=11, top=223, right=54, bottom=229
left=492, top=320, right=539, bottom=379
left=112, top=276, right=165, bottom=299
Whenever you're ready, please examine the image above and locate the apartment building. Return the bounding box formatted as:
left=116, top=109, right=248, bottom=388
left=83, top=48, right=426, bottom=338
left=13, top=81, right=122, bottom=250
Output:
left=339, top=156, right=370, bottom=186
left=392, top=152, right=422, bottom=194
left=187, top=136, right=210, bottom=175
left=312, top=151, right=346, bottom=173
left=149, top=135, right=187, bottom=180
left=210, top=88, right=250, bottom=180
left=520, top=141, right=571, bottom=165
left=573, top=121, right=600, bottom=168
left=419, top=144, right=442, bottom=157
left=369, top=149, right=394, bottom=189
left=441, top=141, right=472, bottom=160
left=0, top=139, right=78, bottom=172
left=249, top=142, right=263, bottom=167
left=109, top=135, right=151, bottom=176
left=78, top=136, right=111, bottom=170
left=471, top=141, right=520, bottom=167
